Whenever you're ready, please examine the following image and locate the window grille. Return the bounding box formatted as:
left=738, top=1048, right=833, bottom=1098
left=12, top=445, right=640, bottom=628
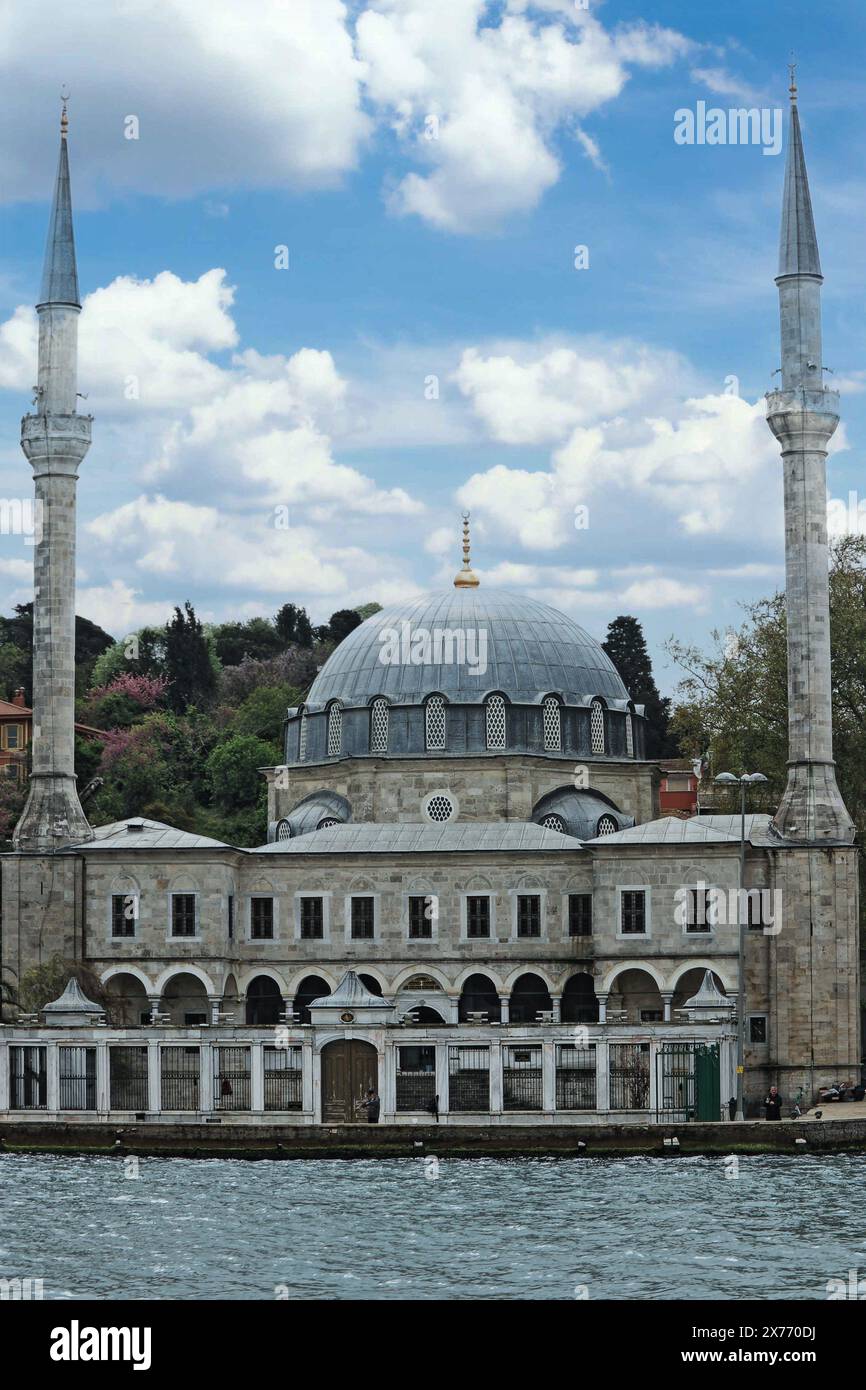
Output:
left=317, top=817, right=340, bottom=830
left=567, top=893, right=593, bottom=937
left=424, top=793, right=454, bottom=823
left=590, top=699, right=605, bottom=754
left=620, top=890, right=647, bottom=934
left=228, top=894, right=234, bottom=939
left=466, top=895, right=490, bottom=938
left=425, top=696, right=446, bottom=750
left=351, top=896, right=375, bottom=939
left=9, top=1046, right=47, bottom=1109
left=160, top=1047, right=200, bottom=1111
left=503, top=1045, right=542, bottom=1110
left=110, top=1046, right=148, bottom=1110
left=300, top=897, right=324, bottom=939
left=486, top=694, right=506, bottom=750
left=276, top=819, right=292, bottom=841
left=298, top=710, right=307, bottom=760
left=327, top=703, right=342, bottom=756
left=543, top=696, right=561, bottom=751
left=686, top=887, right=713, bottom=933
left=396, top=1045, right=436, bottom=1111
left=555, top=1043, right=597, bottom=1110
left=251, top=897, right=274, bottom=940
left=59, top=1046, right=97, bottom=1111
left=625, top=712, right=634, bottom=757
left=516, top=894, right=541, bottom=938
left=263, top=1046, right=303, bottom=1110
left=596, top=814, right=618, bottom=836
left=408, top=896, right=435, bottom=938
left=213, top=1046, right=251, bottom=1111
left=370, top=698, right=389, bottom=752
left=171, top=893, right=196, bottom=937
left=541, top=813, right=565, bottom=833
left=610, top=1042, right=651, bottom=1110
left=448, top=1045, right=490, bottom=1112
left=111, top=892, right=137, bottom=938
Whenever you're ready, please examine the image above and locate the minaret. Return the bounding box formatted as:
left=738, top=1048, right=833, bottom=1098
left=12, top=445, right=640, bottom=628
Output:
left=766, top=70, right=854, bottom=843
left=13, top=100, right=93, bottom=850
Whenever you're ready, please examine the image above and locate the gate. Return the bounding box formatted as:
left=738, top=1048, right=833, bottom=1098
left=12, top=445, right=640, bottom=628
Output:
left=320, top=1039, right=378, bottom=1122
left=656, top=1042, right=720, bottom=1122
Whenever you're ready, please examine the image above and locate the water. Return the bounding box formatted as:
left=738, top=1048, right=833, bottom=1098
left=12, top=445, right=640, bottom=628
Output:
left=1, top=1152, right=864, bottom=1300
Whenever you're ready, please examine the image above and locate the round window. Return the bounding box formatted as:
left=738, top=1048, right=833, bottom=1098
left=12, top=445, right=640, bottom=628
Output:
left=423, top=792, right=456, bottom=823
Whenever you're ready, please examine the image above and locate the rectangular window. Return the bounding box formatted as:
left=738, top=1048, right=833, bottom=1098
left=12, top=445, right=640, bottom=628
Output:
left=749, top=1016, right=767, bottom=1044
left=300, top=897, right=324, bottom=940
left=448, top=1045, right=489, bottom=1112
left=503, top=1044, right=542, bottom=1110
left=227, top=895, right=234, bottom=940
left=5, top=724, right=20, bottom=749
left=350, top=896, right=375, bottom=940
left=160, top=1047, right=200, bottom=1111
left=640, top=1009, right=664, bottom=1023
left=620, top=890, right=647, bottom=935
left=170, top=893, right=196, bottom=938
left=685, top=887, right=712, bottom=933
left=516, top=894, right=541, bottom=939
left=9, top=1046, right=47, bottom=1110
left=408, top=895, right=433, bottom=939
left=396, top=1045, right=436, bottom=1111
left=263, top=1045, right=303, bottom=1111
left=555, top=1043, right=596, bottom=1110
left=213, top=1046, right=251, bottom=1111
left=746, top=890, right=765, bottom=930
left=609, top=1042, right=651, bottom=1110
left=111, top=893, right=137, bottom=938
left=59, top=1046, right=97, bottom=1111
left=250, top=897, right=274, bottom=940
left=466, top=895, right=490, bottom=939
left=568, top=893, right=592, bottom=937
left=110, top=1046, right=148, bottom=1111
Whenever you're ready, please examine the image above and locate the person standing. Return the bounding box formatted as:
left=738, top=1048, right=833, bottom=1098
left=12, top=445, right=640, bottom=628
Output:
left=764, top=1085, right=782, bottom=1120
left=360, top=1088, right=380, bottom=1123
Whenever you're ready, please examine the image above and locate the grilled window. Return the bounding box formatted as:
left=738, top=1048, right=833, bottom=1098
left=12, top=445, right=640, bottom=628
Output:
left=625, top=711, right=634, bottom=757
left=59, top=1046, right=97, bottom=1111
left=160, top=1047, right=200, bottom=1111
left=466, top=895, right=490, bottom=939
left=110, top=1046, right=148, bottom=1111
left=111, top=892, right=137, bottom=938
left=590, top=698, right=605, bottom=754
left=448, top=1045, right=490, bottom=1112
left=486, top=694, right=506, bottom=750
left=213, top=1047, right=251, bottom=1111
left=541, top=813, right=566, bottom=833
left=370, top=698, right=389, bottom=753
left=568, top=893, right=593, bottom=937
left=250, top=897, right=274, bottom=940
left=300, top=897, right=324, bottom=940
left=227, top=894, right=234, bottom=940
left=686, top=887, right=712, bottom=933
left=396, top=1045, right=436, bottom=1111
left=327, top=702, right=342, bottom=756
left=746, top=890, right=766, bottom=929
left=298, top=710, right=308, bottom=760
left=275, top=819, right=292, bottom=841
left=749, top=1016, right=767, bottom=1044
left=503, top=1045, right=542, bottom=1111
left=516, top=894, right=541, bottom=938
left=425, top=695, right=446, bottom=751
left=596, top=814, right=618, bottom=836
left=543, top=696, right=561, bottom=751
left=555, top=1043, right=597, bottom=1110
left=9, top=1046, right=47, bottom=1110
left=350, top=896, right=375, bottom=940
left=620, top=890, right=647, bottom=935
left=408, top=895, right=434, bottom=939
left=171, top=893, right=196, bottom=937
left=263, top=1045, right=303, bottom=1110
left=610, top=1042, right=651, bottom=1110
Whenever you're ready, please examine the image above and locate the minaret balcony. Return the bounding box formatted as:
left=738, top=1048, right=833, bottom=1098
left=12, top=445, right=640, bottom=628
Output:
left=765, top=387, right=839, bottom=451
left=20, top=411, right=92, bottom=473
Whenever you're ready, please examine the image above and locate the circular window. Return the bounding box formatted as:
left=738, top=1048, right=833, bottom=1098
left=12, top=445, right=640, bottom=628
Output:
left=275, top=819, right=292, bottom=841
left=424, top=792, right=456, bottom=823
left=317, top=817, right=340, bottom=830
left=596, top=814, right=618, bottom=836
left=541, top=813, right=566, bottom=833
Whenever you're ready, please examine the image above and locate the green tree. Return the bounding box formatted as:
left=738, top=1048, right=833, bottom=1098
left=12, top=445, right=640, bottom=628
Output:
left=164, top=602, right=218, bottom=712
left=354, top=602, right=383, bottom=622
left=602, top=614, right=676, bottom=758
left=326, top=608, right=363, bottom=643
left=211, top=618, right=283, bottom=667
left=17, top=955, right=111, bottom=1018
left=274, top=603, right=313, bottom=648
left=206, top=733, right=278, bottom=811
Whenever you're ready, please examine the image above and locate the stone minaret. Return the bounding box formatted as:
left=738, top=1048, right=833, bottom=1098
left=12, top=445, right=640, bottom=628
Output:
left=13, top=102, right=93, bottom=851
left=766, top=72, right=854, bottom=844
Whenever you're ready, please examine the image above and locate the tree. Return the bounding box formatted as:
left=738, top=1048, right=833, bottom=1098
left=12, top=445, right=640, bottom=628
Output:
left=274, top=603, right=313, bottom=648
left=17, top=955, right=111, bottom=1019
left=206, top=734, right=278, bottom=811
left=327, top=609, right=363, bottom=643
left=211, top=618, right=283, bottom=667
left=164, top=602, right=218, bottom=712
left=354, top=602, right=383, bottom=622
left=603, top=615, right=676, bottom=758
left=0, top=603, right=114, bottom=702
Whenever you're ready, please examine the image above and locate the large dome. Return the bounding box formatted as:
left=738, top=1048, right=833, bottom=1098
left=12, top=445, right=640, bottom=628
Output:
left=306, top=589, right=629, bottom=709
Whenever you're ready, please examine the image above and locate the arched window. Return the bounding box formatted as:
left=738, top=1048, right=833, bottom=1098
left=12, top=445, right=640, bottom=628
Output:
left=541, top=813, right=566, bottom=833
left=486, top=694, right=506, bottom=750
left=543, top=696, right=561, bottom=752
left=370, top=698, right=389, bottom=753
left=275, top=819, right=292, bottom=841
left=596, top=814, right=618, bottom=837
left=425, top=695, right=446, bottom=751
left=327, top=702, right=342, bottom=756
left=298, top=710, right=308, bottom=761
left=625, top=709, right=634, bottom=758
left=590, top=698, right=605, bottom=754
left=317, top=817, right=340, bottom=830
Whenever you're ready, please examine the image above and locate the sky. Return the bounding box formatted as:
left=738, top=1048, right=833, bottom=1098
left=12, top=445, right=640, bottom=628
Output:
left=1, top=0, right=865, bottom=695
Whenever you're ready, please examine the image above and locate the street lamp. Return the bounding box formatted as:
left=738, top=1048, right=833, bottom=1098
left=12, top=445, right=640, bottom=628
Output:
left=713, top=771, right=768, bottom=1121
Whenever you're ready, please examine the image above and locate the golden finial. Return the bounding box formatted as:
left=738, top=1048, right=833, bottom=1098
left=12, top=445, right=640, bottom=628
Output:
left=60, top=86, right=70, bottom=138
left=453, top=510, right=480, bottom=589
left=788, top=56, right=797, bottom=104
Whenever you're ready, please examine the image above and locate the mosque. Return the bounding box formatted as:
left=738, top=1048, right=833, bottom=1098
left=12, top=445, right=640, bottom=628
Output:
left=0, top=79, right=860, bottom=1126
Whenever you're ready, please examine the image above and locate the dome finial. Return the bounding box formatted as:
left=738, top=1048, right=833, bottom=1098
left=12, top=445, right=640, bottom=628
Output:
left=788, top=55, right=797, bottom=104
left=60, top=85, right=70, bottom=138
left=454, top=510, right=480, bottom=588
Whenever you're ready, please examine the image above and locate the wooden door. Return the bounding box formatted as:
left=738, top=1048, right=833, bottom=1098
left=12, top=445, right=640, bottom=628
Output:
left=321, top=1040, right=379, bottom=1122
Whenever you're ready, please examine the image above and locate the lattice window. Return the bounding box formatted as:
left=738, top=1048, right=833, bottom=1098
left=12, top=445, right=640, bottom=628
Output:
left=317, top=817, right=340, bottom=830
left=596, top=814, right=618, bottom=837
left=327, top=702, right=342, bottom=756
left=276, top=819, right=292, bottom=841
left=543, top=696, right=561, bottom=751
left=541, top=813, right=566, bottom=833
left=424, top=793, right=454, bottom=823
left=425, top=695, right=446, bottom=751
left=370, top=697, right=389, bottom=753
left=625, top=711, right=634, bottom=757
left=486, top=694, right=506, bottom=750
left=590, top=699, right=605, bottom=754
left=298, top=711, right=307, bottom=761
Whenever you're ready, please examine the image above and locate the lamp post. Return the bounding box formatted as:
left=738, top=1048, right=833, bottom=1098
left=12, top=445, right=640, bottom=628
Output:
left=713, top=771, right=768, bottom=1121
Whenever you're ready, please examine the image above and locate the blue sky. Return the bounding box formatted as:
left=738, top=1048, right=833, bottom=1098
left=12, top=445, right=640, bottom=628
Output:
left=1, top=0, right=864, bottom=694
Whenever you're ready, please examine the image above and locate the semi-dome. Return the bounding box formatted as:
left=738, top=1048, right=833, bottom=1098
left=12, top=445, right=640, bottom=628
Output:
left=306, top=588, right=629, bottom=709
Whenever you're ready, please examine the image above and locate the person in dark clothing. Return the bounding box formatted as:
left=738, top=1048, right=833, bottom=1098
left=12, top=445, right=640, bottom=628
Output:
left=360, top=1089, right=380, bottom=1123
left=728, top=1096, right=737, bottom=1121
left=764, top=1086, right=782, bottom=1120
left=428, top=1093, right=439, bottom=1123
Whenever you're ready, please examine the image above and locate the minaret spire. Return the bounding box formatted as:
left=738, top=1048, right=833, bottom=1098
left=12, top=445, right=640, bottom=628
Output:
left=766, top=74, right=853, bottom=842
left=14, top=98, right=93, bottom=850
left=453, top=510, right=480, bottom=588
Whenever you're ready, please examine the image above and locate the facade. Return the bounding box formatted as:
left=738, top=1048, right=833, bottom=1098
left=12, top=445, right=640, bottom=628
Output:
left=0, top=85, right=860, bottom=1127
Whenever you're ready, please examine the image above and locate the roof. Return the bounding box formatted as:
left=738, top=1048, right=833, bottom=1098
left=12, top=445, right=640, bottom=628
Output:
left=305, top=588, right=630, bottom=709
left=584, top=813, right=775, bottom=847
left=778, top=98, right=821, bottom=279
left=253, top=820, right=583, bottom=855
left=310, top=970, right=389, bottom=1010
left=0, top=699, right=30, bottom=717
left=39, top=132, right=81, bottom=307
left=43, top=976, right=103, bottom=1017
left=72, top=818, right=231, bottom=851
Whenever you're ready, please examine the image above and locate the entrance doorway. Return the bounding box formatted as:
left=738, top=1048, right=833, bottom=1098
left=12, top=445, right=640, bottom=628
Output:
left=320, top=1039, right=379, bottom=1123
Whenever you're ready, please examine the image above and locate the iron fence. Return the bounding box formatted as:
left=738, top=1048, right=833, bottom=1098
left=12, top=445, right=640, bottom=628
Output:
left=448, top=1045, right=489, bottom=1112
left=9, top=1046, right=47, bottom=1110
left=396, top=1046, right=436, bottom=1111
left=160, top=1047, right=200, bottom=1111
left=58, top=1046, right=97, bottom=1111
left=502, top=1046, right=542, bottom=1110
left=213, top=1046, right=251, bottom=1111
left=263, top=1046, right=302, bottom=1110
left=110, top=1046, right=149, bottom=1111
left=609, top=1042, right=651, bottom=1110
left=555, top=1043, right=597, bottom=1110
